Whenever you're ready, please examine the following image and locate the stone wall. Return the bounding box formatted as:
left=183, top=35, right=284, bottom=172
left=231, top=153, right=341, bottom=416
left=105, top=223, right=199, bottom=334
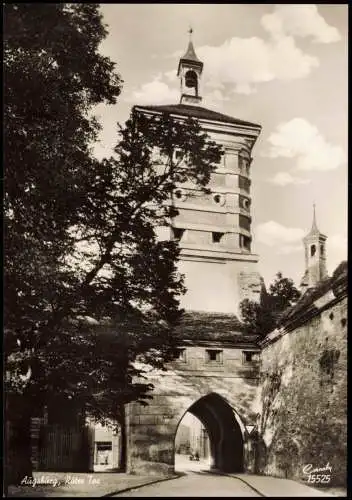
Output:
left=257, top=276, right=347, bottom=487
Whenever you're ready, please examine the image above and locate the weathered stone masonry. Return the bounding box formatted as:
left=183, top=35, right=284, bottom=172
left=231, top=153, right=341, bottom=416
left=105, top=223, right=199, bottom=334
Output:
left=126, top=264, right=347, bottom=487
left=257, top=263, right=347, bottom=486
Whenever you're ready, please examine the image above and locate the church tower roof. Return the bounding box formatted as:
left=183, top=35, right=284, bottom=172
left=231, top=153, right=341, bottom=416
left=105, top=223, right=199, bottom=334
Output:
left=177, top=28, right=204, bottom=77
left=181, top=40, right=202, bottom=64
left=304, top=204, right=326, bottom=240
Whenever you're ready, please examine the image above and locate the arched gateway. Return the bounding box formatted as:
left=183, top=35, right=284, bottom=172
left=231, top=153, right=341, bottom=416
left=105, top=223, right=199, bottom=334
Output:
left=177, top=393, right=244, bottom=473
left=126, top=312, right=261, bottom=476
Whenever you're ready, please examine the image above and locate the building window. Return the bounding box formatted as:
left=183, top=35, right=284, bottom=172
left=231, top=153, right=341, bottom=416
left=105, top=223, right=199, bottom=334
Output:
left=320, top=244, right=324, bottom=255
left=242, top=351, right=257, bottom=364
left=240, top=235, right=251, bottom=251
left=311, top=244, right=316, bottom=257
left=172, top=227, right=185, bottom=241
left=206, top=349, right=223, bottom=363
left=212, top=232, right=224, bottom=244
left=175, top=348, right=186, bottom=362
left=213, top=193, right=225, bottom=206
left=242, top=197, right=250, bottom=210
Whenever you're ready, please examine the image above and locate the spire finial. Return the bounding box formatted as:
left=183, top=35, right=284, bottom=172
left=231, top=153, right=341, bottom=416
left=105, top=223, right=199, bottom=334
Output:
left=188, top=26, right=193, bottom=39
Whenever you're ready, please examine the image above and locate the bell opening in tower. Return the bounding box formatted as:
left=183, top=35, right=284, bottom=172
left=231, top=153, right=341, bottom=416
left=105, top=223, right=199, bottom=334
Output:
left=185, top=70, right=198, bottom=95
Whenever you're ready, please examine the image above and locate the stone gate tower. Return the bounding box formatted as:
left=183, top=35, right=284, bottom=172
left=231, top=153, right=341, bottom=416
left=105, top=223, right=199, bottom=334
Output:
left=127, top=34, right=265, bottom=476
left=134, top=33, right=263, bottom=315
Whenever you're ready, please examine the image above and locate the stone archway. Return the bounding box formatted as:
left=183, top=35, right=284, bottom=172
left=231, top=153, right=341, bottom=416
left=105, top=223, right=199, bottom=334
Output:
left=127, top=391, right=246, bottom=476
left=175, top=393, right=244, bottom=473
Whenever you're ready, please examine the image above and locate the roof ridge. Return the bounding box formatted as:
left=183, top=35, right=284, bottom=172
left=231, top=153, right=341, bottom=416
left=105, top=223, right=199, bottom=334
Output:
left=134, top=103, right=261, bottom=129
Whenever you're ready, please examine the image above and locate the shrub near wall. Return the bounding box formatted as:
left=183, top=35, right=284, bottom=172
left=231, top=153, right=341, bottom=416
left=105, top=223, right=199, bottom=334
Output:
left=258, top=269, right=347, bottom=488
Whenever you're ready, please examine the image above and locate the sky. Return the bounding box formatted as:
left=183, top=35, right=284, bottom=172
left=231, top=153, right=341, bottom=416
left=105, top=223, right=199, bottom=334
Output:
left=93, top=4, right=348, bottom=288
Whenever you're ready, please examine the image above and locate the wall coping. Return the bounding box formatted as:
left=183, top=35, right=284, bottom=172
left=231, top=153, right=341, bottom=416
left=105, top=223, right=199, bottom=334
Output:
left=259, top=285, right=347, bottom=349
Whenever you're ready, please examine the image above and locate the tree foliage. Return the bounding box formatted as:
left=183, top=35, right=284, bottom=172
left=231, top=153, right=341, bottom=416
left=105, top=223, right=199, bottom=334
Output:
left=4, top=3, right=223, bottom=424
left=240, top=272, right=301, bottom=338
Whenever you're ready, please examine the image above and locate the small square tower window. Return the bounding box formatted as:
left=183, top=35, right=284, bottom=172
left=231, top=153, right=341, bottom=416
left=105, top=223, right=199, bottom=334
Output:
left=206, top=349, right=223, bottom=363
left=212, top=232, right=224, bottom=243
left=172, top=228, right=185, bottom=241
left=242, top=351, right=258, bottom=364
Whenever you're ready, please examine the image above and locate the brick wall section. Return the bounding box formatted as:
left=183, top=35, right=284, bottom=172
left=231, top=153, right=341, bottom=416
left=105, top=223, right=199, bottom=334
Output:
left=257, top=265, right=347, bottom=487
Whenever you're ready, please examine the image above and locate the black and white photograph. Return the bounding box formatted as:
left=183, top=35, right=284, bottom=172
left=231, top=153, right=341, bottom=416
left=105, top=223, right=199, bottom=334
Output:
left=4, top=3, right=348, bottom=497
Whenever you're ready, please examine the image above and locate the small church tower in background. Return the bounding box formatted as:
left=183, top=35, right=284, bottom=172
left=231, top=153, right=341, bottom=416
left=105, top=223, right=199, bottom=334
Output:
left=300, top=204, right=328, bottom=291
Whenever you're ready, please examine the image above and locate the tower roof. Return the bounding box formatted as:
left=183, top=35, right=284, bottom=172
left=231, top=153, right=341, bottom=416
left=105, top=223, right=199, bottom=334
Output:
left=181, top=40, right=202, bottom=64
left=177, top=30, right=204, bottom=75
left=304, top=204, right=327, bottom=240
left=133, top=103, right=261, bottom=129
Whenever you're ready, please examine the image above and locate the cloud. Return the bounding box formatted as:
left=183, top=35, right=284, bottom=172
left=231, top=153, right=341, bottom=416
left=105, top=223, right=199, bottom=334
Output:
left=127, top=77, right=179, bottom=105
left=327, top=233, right=347, bottom=273
left=165, top=69, right=177, bottom=82
left=269, top=172, right=311, bottom=186
left=197, top=35, right=318, bottom=95
left=328, top=234, right=347, bottom=254
left=277, top=244, right=303, bottom=255
left=205, top=80, right=225, bottom=90
left=265, top=118, right=345, bottom=171
left=129, top=6, right=340, bottom=103
left=202, top=88, right=230, bottom=109
left=261, top=5, right=341, bottom=44
left=256, top=220, right=305, bottom=250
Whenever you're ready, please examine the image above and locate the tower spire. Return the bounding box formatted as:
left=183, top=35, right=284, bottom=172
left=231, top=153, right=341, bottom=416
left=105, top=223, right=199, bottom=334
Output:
left=309, top=203, right=320, bottom=236
left=312, top=203, right=317, bottom=231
